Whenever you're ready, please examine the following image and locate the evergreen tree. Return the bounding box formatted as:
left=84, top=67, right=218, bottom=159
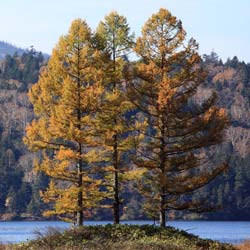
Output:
left=5, top=186, right=17, bottom=213
left=16, top=182, right=32, bottom=213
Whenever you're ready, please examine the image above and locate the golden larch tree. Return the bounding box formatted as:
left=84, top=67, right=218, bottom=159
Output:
left=24, top=19, right=105, bottom=226
left=95, top=11, right=138, bottom=224
left=128, top=8, right=229, bottom=227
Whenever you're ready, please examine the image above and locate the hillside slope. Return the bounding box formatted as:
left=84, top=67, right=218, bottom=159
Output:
left=0, top=41, right=27, bottom=60
left=0, top=51, right=250, bottom=221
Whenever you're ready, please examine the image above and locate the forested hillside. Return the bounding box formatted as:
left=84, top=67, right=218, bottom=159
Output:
left=0, top=50, right=48, bottom=220
left=0, top=41, right=26, bottom=60
left=195, top=53, right=250, bottom=220
left=0, top=50, right=249, bottom=221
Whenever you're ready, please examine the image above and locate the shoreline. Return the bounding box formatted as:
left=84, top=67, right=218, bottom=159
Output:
left=0, top=220, right=249, bottom=246
left=1, top=224, right=237, bottom=250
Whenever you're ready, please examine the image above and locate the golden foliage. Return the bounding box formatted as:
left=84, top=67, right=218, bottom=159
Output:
left=24, top=8, right=229, bottom=227
left=24, top=19, right=107, bottom=225
left=128, top=8, right=229, bottom=225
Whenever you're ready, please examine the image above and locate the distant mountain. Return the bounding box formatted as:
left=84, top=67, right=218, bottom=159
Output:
left=0, top=41, right=27, bottom=59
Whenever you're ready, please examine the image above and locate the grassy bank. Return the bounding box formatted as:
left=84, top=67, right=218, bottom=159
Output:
left=1, top=224, right=237, bottom=250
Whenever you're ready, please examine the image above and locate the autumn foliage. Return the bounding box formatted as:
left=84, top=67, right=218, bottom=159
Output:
left=94, top=12, right=137, bottom=224
left=24, top=9, right=228, bottom=227
left=128, top=8, right=229, bottom=227
left=24, top=19, right=106, bottom=226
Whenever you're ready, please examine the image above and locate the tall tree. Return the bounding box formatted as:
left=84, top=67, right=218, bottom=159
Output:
left=129, top=8, right=228, bottom=227
left=95, top=11, right=136, bottom=224
left=24, top=19, right=105, bottom=226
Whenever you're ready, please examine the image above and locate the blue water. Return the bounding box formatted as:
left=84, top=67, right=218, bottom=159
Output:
left=0, top=220, right=249, bottom=244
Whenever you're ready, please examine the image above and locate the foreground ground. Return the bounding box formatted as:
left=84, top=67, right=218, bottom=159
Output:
left=0, top=224, right=239, bottom=250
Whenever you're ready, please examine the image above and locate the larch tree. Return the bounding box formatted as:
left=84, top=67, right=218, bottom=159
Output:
left=95, top=11, right=138, bottom=224
left=128, top=8, right=229, bottom=227
left=24, top=19, right=106, bottom=226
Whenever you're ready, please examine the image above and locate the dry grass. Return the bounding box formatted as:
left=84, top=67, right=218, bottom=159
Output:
left=0, top=225, right=238, bottom=250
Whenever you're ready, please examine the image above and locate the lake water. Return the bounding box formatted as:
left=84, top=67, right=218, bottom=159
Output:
left=0, top=220, right=249, bottom=244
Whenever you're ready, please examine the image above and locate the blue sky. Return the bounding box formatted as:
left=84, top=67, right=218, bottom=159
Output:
left=0, top=0, right=249, bottom=62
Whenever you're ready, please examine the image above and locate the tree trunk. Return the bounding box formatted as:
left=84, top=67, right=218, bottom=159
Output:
left=112, top=40, right=120, bottom=224
left=160, top=192, right=166, bottom=227
left=76, top=157, right=83, bottom=226
left=76, top=208, right=83, bottom=226
left=113, top=133, right=120, bottom=224
left=76, top=45, right=83, bottom=227
left=159, top=118, right=166, bottom=228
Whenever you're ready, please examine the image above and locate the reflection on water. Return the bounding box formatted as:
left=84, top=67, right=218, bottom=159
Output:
left=0, top=220, right=249, bottom=244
